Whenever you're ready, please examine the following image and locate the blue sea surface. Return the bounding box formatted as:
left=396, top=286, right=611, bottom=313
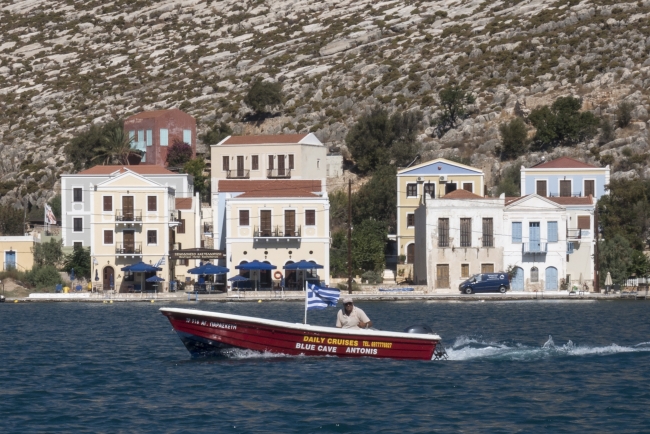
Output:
left=1, top=300, right=650, bottom=433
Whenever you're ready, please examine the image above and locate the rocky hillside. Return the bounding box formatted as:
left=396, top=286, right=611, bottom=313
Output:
left=1, top=0, right=650, bottom=207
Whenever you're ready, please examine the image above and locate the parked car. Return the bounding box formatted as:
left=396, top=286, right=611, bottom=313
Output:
left=459, top=273, right=510, bottom=294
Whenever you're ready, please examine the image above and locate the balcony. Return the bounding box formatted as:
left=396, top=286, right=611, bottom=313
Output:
left=115, top=209, right=142, bottom=224
left=203, top=223, right=213, bottom=235
left=548, top=192, right=583, bottom=197
left=115, top=242, right=142, bottom=256
left=267, top=168, right=291, bottom=179
left=523, top=242, right=548, bottom=253
left=253, top=225, right=301, bottom=239
left=169, top=211, right=181, bottom=228
left=226, top=169, right=250, bottom=179
left=567, top=229, right=590, bottom=241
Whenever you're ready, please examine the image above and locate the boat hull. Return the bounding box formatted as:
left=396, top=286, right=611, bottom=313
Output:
left=161, top=308, right=440, bottom=360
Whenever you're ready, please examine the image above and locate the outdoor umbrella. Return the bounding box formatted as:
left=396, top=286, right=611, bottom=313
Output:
left=236, top=260, right=277, bottom=290
left=121, top=262, right=163, bottom=293
left=70, top=268, right=75, bottom=282
left=188, top=264, right=230, bottom=275
left=146, top=275, right=165, bottom=282
left=605, top=271, right=613, bottom=294
left=94, top=269, right=99, bottom=281
left=284, top=260, right=324, bottom=291
left=228, top=274, right=249, bottom=291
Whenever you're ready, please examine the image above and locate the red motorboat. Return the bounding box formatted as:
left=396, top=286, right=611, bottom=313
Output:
left=161, top=307, right=444, bottom=360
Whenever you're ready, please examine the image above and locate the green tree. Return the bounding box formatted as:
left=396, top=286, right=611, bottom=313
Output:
left=244, top=80, right=283, bottom=116
left=64, top=119, right=122, bottom=171
left=166, top=140, right=193, bottom=167
left=616, top=101, right=634, bottom=128
left=599, top=118, right=615, bottom=145
left=25, top=265, right=63, bottom=289
left=498, top=118, right=528, bottom=160
left=599, top=234, right=634, bottom=284
left=598, top=178, right=650, bottom=250
left=32, top=239, right=63, bottom=268
left=183, top=157, right=210, bottom=202
left=353, top=165, right=397, bottom=232
left=328, top=190, right=348, bottom=232
left=495, top=165, right=521, bottom=197
left=529, top=96, right=599, bottom=150
left=93, top=127, right=136, bottom=165
left=0, top=205, right=24, bottom=235
left=352, top=219, right=387, bottom=273
left=329, top=229, right=348, bottom=277
left=201, top=122, right=232, bottom=145
left=62, top=247, right=91, bottom=279
left=346, top=107, right=422, bottom=173
left=49, top=194, right=61, bottom=221
left=432, top=85, right=476, bottom=137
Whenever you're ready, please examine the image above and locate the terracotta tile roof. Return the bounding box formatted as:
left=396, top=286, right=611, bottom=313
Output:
left=505, top=196, right=526, bottom=206
left=531, top=157, right=598, bottom=169
left=218, top=180, right=322, bottom=198
left=221, top=134, right=308, bottom=145
left=125, top=108, right=190, bottom=120
left=77, top=165, right=175, bottom=175
left=547, top=196, right=594, bottom=205
left=442, top=189, right=486, bottom=199
left=175, top=198, right=193, bottom=210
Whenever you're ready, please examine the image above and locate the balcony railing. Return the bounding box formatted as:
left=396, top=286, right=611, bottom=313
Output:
left=253, top=225, right=301, bottom=238
left=267, top=168, right=291, bottom=179
left=523, top=242, right=548, bottom=253
left=548, top=192, right=583, bottom=197
left=227, top=169, right=250, bottom=179
left=115, top=242, right=142, bottom=255
left=115, top=209, right=142, bottom=223
left=567, top=229, right=591, bottom=240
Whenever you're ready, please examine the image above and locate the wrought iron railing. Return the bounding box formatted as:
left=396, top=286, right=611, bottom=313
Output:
left=227, top=169, right=250, bottom=179
left=523, top=242, right=548, bottom=253
left=115, top=242, right=142, bottom=254
left=115, top=209, right=142, bottom=222
left=253, top=225, right=302, bottom=238
left=267, top=168, right=291, bottom=179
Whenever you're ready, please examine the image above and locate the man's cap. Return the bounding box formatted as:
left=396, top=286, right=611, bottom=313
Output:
left=342, top=297, right=353, bottom=304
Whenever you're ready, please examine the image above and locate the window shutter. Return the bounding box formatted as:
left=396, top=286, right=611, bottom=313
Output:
left=223, top=156, right=229, bottom=171
left=536, top=180, right=547, bottom=197
left=289, top=154, right=294, bottom=170
left=104, top=230, right=113, bottom=244
left=584, top=180, right=595, bottom=197
left=548, top=221, right=558, bottom=243
left=252, top=155, right=259, bottom=170
left=239, top=210, right=249, bottom=226
left=148, top=196, right=157, bottom=212
left=305, top=210, right=315, bottom=226
left=512, top=222, right=522, bottom=243
left=577, top=216, right=590, bottom=230
left=103, top=196, right=112, bottom=212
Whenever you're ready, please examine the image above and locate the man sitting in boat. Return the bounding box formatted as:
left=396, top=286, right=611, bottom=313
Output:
left=336, top=297, right=373, bottom=329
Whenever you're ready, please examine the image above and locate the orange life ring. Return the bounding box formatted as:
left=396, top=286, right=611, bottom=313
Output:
left=274, top=271, right=283, bottom=280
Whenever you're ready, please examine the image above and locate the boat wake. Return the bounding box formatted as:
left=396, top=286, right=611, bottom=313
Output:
left=446, top=335, right=650, bottom=361
left=222, top=348, right=300, bottom=360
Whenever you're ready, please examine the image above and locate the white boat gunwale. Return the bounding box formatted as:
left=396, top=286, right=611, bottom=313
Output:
left=160, top=307, right=441, bottom=341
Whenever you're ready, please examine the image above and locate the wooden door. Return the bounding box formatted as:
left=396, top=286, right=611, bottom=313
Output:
left=123, top=230, right=135, bottom=253
left=277, top=155, right=285, bottom=176
left=260, top=210, right=272, bottom=236
left=560, top=180, right=571, bottom=197
left=536, top=180, right=547, bottom=197
left=584, top=180, right=595, bottom=197
left=103, top=266, right=114, bottom=290
left=436, top=264, right=449, bottom=288
left=284, top=210, right=295, bottom=237
left=237, top=156, right=244, bottom=177
left=529, top=222, right=540, bottom=252
left=122, top=196, right=134, bottom=220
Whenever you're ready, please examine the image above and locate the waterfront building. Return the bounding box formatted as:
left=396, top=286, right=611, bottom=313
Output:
left=1, top=235, right=39, bottom=272
left=520, top=157, right=610, bottom=200
left=397, top=158, right=484, bottom=267
left=123, top=109, right=197, bottom=167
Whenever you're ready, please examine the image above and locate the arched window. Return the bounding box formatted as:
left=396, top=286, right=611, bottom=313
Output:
left=531, top=267, right=539, bottom=283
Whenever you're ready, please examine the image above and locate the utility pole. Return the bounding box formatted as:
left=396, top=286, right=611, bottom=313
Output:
left=347, top=179, right=352, bottom=294
left=594, top=203, right=600, bottom=293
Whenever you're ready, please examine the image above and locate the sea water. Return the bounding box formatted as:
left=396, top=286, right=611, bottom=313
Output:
left=1, top=300, right=649, bottom=432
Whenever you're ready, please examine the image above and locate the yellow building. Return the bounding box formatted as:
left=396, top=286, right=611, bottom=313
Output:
left=1, top=235, right=39, bottom=272
left=397, top=158, right=484, bottom=264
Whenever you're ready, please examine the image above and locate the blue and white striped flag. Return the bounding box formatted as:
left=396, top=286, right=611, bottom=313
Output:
left=306, top=283, right=340, bottom=311
left=155, top=256, right=166, bottom=267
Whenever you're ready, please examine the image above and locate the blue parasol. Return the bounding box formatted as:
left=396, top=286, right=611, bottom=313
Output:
left=146, top=275, right=165, bottom=282
left=283, top=260, right=324, bottom=270
left=188, top=263, right=230, bottom=275
left=94, top=269, right=99, bottom=281
left=121, top=261, right=162, bottom=272
left=235, top=261, right=276, bottom=290
left=70, top=268, right=75, bottom=281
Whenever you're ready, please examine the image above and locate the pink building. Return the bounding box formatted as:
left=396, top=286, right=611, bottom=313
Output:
left=123, top=109, right=196, bottom=166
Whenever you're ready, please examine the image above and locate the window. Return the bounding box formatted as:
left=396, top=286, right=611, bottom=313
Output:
left=146, top=130, right=153, bottom=147
left=73, top=242, right=83, bottom=250
left=260, top=210, right=272, bottom=236
left=73, top=217, right=83, bottom=232
left=512, top=222, right=522, bottom=243
left=305, top=210, right=315, bottom=226
left=438, top=218, right=449, bottom=247
left=289, top=154, right=294, bottom=170
left=268, top=155, right=274, bottom=170
left=179, top=259, right=189, bottom=266
left=285, top=210, right=296, bottom=236
left=177, top=219, right=186, bottom=234
left=445, top=183, right=457, bottom=194
left=147, top=230, right=157, bottom=245
left=460, top=218, right=472, bottom=247
left=104, top=230, right=114, bottom=244
left=73, top=188, right=82, bottom=202
left=147, top=196, right=157, bottom=212
left=138, top=130, right=144, bottom=148
left=536, top=180, right=547, bottom=197
left=252, top=155, right=259, bottom=170
left=406, top=244, right=415, bottom=264
left=407, top=214, right=415, bottom=227
left=548, top=221, right=558, bottom=243
left=103, top=196, right=113, bottom=212
left=567, top=242, right=575, bottom=254
left=461, top=264, right=469, bottom=278
left=462, top=183, right=473, bottom=192
left=222, top=156, right=229, bottom=171
left=424, top=183, right=435, bottom=198
left=584, top=180, right=595, bottom=197
left=160, top=128, right=168, bottom=146
left=481, top=264, right=494, bottom=273
left=239, top=210, right=250, bottom=226
left=560, top=180, right=571, bottom=197
left=482, top=218, right=493, bottom=247
left=406, top=183, right=417, bottom=197
left=183, top=129, right=191, bottom=145
left=531, top=267, right=539, bottom=283
left=436, top=264, right=450, bottom=288
left=578, top=216, right=590, bottom=230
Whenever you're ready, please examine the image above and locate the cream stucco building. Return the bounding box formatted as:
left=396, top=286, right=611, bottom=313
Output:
left=1, top=235, right=39, bottom=272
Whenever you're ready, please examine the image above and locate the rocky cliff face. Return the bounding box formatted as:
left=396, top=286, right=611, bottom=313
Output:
left=1, top=0, right=650, bottom=206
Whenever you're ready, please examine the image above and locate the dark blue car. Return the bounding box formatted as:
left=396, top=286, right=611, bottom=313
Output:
left=459, top=273, right=510, bottom=294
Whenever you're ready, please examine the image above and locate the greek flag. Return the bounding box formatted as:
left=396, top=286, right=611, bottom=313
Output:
left=306, top=283, right=340, bottom=311
left=155, top=256, right=166, bottom=267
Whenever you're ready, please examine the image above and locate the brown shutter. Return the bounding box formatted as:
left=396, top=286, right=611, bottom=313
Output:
left=461, top=264, right=469, bottom=278
left=289, top=154, right=294, bottom=170
left=239, top=210, right=249, bottom=226
left=237, top=156, right=244, bottom=177
left=407, top=214, right=415, bottom=227
left=268, top=155, right=274, bottom=170
left=577, top=216, right=590, bottom=230
left=305, top=210, right=315, bottom=226
left=584, top=180, right=595, bottom=197
left=178, top=219, right=186, bottom=234
left=103, top=196, right=112, bottom=212
left=482, top=218, right=493, bottom=247
left=147, top=230, right=157, bottom=244
left=285, top=210, right=295, bottom=236
left=536, top=180, right=547, bottom=197
left=277, top=155, right=285, bottom=176
left=223, top=156, right=229, bottom=171
left=460, top=218, right=472, bottom=247
left=148, top=196, right=157, bottom=212
left=560, top=180, right=571, bottom=197
left=438, top=218, right=449, bottom=247
left=123, top=231, right=134, bottom=253
left=122, top=196, right=134, bottom=220
left=463, top=183, right=473, bottom=192
left=436, top=264, right=449, bottom=288
left=104, top=230, right=113, bottom=244
left=481, top=264, right=494, bottom=273
left=261, top=210, right=272, bottom=235
left=252, top=155, right=259, bottom=170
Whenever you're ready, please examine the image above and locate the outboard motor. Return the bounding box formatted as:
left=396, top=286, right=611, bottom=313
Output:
left=403, top=324, right=433, bottom=334
left=0, top=295, right=5, bottom=302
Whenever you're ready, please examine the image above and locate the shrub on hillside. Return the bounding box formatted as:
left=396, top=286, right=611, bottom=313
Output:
left=529, top=96, right=599, bottom=151
left=431, top=84, right=476, bottom=138
left=25, top=265, right=63, bottom=289
left=599, top=118, right=615, bottom=145
left=244, top=80, right=283, bottom=116
left=0, top=205, right=24, bottom=235
left=616, top=102, right=634, bottom=128
left=498, top=118, right=528, bottom=160
left=495, top=165, right=521, bottom=197
left=200, top=122, right=232, bottom=145
left=64, top=119, right=122, bottom=171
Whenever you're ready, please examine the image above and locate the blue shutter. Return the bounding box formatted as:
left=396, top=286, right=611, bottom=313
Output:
left=548, top=221, right=558, bottom=243
left=567, top=242, right=574, bottom=254
left=512, top=222, right=522, bottom=243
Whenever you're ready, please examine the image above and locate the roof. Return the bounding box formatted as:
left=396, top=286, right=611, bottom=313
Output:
left=175, top=198, right=193, bottom=210
left=530, top=157, right=599, bottom=169
left=505, top=196, right=526, bottom=206
left=125, top=108, right=192, bottom=120
left=398, top=158, right=483, bottom=176
left=76, top=165, right=175, bottom=175
left=441, top=189, right=486, bottom=200
left=547, top=196, right=594, bottom=205
left=221, top=134, right=308, bottom=145
left=218, top=180, right=322, bottom=198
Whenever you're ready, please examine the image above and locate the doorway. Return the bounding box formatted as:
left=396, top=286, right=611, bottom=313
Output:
left=103, top=266, right=115, bottom=290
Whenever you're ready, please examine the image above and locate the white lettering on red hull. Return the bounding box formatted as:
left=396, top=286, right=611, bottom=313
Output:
left=295, top=343, right=339, bottom=353
left=345, top=347, right=378, bottom=355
